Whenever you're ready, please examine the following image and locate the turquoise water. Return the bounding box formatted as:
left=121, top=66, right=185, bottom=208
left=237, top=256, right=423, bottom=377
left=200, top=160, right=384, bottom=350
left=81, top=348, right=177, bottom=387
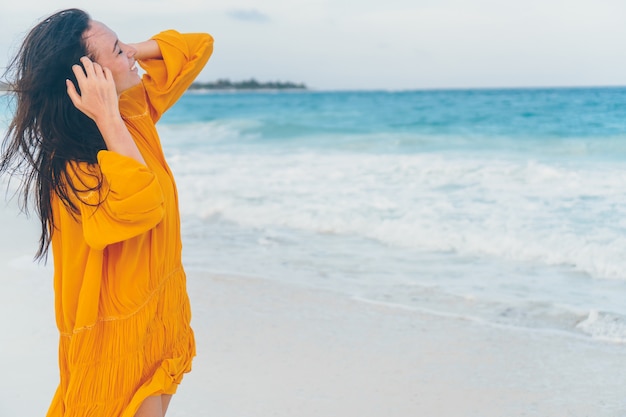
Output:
left=5, top=87, right=626, bottom=342
left=159, top=88, right=626, bottom=343
left=163, top=88, right=626, bottom=157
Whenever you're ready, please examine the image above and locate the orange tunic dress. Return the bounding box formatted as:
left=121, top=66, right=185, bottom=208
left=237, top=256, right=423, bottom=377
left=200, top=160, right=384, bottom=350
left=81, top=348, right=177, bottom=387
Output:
left=46, top=30, right=213, bottom=417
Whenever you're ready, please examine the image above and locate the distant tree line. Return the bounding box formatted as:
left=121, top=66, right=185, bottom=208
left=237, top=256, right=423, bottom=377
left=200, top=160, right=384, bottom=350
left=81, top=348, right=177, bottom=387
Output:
left=189, top=78, right=307, bottom=91
left=0, top=79, right=307, bottom=92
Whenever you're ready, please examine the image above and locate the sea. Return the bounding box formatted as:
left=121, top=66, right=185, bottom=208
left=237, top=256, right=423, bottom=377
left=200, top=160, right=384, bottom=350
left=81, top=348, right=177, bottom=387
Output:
left=5, top=86, right=626, bottom=344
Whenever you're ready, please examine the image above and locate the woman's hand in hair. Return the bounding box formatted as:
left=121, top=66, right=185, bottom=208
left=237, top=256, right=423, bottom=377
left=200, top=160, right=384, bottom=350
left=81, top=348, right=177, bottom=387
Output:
left=66, top=56, right=120, bottom=124
left=66, top=56, right=146, bottom=165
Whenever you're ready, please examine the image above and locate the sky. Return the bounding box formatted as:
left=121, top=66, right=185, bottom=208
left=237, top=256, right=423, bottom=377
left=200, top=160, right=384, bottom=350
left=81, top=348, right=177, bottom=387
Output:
left=1, top=0, right=626, bottom=90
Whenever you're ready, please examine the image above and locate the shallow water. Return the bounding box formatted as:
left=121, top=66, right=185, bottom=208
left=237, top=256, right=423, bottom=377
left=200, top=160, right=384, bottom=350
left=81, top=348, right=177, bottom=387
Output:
left=4, top=87, right=626, bottom=342
left=155, top=88, right=626, bottom=343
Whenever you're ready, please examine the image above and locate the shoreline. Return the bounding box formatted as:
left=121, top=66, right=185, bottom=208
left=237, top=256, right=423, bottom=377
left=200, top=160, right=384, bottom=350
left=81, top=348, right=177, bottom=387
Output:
left=2, top=201, right=626, bottom=416
left=181, top=272, right=626, bottom=416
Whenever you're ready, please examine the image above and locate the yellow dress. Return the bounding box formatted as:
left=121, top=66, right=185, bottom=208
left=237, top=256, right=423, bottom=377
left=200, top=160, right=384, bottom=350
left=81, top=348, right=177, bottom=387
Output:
left=46, top=30, right=213, bottom=417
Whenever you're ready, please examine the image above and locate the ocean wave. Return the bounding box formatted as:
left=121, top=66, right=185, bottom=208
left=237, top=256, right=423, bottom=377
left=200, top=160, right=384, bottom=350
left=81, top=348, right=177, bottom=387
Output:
left=576, top=310, right=626, bottom=343
left=165, top=148, right=626, bottom=282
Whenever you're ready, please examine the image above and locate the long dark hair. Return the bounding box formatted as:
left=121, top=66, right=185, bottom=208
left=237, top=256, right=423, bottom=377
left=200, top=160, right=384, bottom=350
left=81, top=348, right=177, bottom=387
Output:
left=0, top=8, right=107, bottom=260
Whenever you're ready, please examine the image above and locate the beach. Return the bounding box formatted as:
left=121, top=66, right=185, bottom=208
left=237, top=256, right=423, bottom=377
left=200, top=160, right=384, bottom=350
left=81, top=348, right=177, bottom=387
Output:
left=4, top=88, right=626, bottom=416
left=2, top=200, right=626, bottom=417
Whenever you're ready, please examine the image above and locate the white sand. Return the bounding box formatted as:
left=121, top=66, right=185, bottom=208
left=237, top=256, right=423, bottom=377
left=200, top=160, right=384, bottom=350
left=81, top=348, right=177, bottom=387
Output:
left=1, top=200, right=626, bottom=416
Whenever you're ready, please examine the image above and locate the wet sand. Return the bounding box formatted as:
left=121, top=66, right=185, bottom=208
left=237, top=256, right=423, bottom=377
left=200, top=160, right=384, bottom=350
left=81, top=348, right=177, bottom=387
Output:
left=1, top=201, right=626, bottom=416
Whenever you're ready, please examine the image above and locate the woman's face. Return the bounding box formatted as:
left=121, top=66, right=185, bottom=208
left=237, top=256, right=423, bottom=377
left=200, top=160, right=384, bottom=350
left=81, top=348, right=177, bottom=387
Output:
left=83, top=21, right=140, bottom=94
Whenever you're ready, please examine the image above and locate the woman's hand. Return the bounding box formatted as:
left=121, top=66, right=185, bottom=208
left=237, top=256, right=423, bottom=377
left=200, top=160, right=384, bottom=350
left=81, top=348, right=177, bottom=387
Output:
left=66, top=56, right=120, bottom=124
left=128, top=40, right=161, bottom=61
left=66, top=56, right=146, bottom=165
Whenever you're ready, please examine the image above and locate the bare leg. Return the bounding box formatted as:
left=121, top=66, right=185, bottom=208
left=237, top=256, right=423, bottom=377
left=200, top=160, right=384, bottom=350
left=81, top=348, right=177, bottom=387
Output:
left=134, top=395, right=163, bottom=417
left=161, top=394, right=173, bottom=416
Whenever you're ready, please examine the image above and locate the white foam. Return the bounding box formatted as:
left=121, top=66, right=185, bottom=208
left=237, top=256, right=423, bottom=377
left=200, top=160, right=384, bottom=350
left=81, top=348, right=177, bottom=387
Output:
left=576, top=310, right=626, bottom=343
left=165, top=145, right=626, bottom=282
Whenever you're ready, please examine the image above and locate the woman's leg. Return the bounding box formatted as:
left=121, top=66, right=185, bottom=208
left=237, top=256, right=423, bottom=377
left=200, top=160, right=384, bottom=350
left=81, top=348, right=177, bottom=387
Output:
left=161, top=394, right=173, bottom=416
left=134, top=395, right=162, bottom=417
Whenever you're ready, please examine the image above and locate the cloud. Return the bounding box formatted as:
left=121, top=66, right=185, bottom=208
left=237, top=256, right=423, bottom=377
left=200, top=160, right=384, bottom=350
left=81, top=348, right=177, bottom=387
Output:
left=226, top=9, right=270, bottom=23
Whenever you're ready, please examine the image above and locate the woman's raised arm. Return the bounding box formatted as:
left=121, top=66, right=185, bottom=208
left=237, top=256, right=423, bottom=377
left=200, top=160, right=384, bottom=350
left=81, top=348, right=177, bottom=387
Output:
left=130, top=40, right=162, bottom=61
left=66, top=56, right=145, bottom=165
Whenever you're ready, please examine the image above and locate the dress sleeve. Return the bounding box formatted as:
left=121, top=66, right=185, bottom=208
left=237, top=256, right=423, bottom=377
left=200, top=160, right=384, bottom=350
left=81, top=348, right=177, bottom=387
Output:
left=71, top=151, right=165, bottom=250
left=138, top=30, right=214, bottom=122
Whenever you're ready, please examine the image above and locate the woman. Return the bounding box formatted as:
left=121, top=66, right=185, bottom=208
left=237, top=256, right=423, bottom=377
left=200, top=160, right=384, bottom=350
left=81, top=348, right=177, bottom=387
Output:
left=0, top=9, right=213, bottom=417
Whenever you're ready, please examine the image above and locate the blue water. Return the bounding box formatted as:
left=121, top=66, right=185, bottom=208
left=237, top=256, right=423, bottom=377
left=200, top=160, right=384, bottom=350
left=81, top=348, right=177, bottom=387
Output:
left=163, top=88, right=626, bottom=157
left=5, top=87, right=626, bottom=342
